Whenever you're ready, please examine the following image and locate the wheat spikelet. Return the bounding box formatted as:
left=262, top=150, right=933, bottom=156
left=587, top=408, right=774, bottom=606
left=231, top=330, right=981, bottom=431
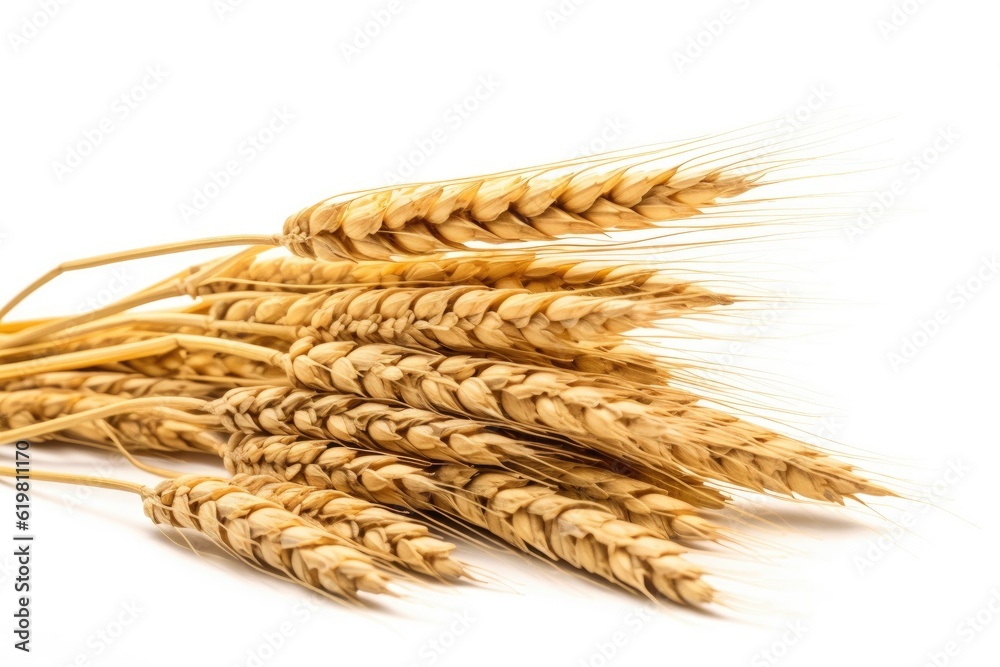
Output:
left=230, top=473, right=467, bottom=580
left=225, top=433, right=713, bottom=604
left=525, top=459, right=723, bottom=541
left=593, top=458, right=730, bottom=510
left=142, top=474, right=395, bottom=598
left=281, top=147, right=760, bottom=261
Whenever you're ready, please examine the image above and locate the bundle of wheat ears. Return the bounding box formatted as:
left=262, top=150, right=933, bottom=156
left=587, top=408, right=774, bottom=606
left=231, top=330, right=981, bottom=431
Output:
left=0, top=125, right=894, bottom=607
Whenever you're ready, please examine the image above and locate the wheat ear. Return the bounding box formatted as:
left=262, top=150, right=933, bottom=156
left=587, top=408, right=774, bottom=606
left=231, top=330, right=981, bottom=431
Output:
left=0, top=370, right=227, bottom=398
left=0, top=467, right=396, bottom=599
left=0, top=332, right=890, bottom=503
left=0, top=393, right=464, bottom=578
left=278, top=339, right=890, bottom=503
left=204, top=285, right=696, bottom=379
left=0, top=132, right=774, bottom=321
left=229, top=473, right=467, bottom=580
left=0, top=380, right=723, bottom=542
left=211, top=385, right=532, bottom=467
left=145, top=474, right=399, bottom=598
left=214, top=390, right=723, bottom=540
left=225, top=433, right=713, bottom=605
left=206, top=250, right=733, bottom=301
left=210, top=285, right=719, bottom=357
left=282, top=145, right=761, bottom=261
left=209, top=385, right=723, bottom=536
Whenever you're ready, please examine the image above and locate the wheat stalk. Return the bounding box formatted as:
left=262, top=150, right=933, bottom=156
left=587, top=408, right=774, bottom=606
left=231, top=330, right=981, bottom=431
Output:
left=0, top=388, right=224, bottom=454
left=0, top=325, right=285, bottom=384
left=225, top=433, right=713, bottom=604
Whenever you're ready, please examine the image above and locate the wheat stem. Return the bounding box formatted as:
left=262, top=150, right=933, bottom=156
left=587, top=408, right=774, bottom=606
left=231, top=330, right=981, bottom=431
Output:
left=0, top=236, right=278, bottom=324
left=0, top=465, right=144, bottom=494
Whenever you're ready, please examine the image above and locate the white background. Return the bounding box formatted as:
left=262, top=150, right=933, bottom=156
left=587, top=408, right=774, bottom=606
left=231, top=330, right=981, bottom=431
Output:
left=1, top=1, right=999, bottom=666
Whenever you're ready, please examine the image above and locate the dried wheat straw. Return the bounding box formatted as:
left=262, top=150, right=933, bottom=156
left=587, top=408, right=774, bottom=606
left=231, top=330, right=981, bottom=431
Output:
left=0, top=325, right=285, bottom=385
left=0, top=388, right=224, bottom=454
